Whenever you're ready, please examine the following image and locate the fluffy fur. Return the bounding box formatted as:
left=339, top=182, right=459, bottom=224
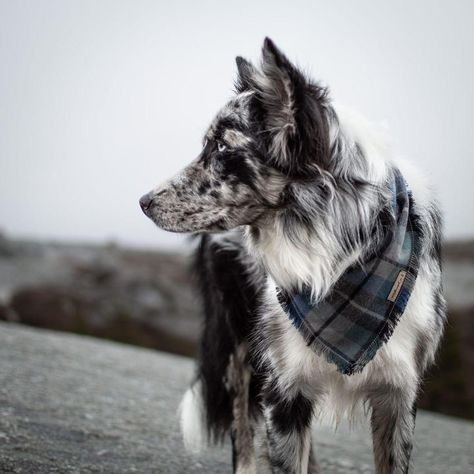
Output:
left=140, top=38, right=446, bottom=474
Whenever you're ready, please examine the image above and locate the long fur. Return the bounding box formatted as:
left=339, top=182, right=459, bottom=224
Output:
left=140, top=38, right=446, bottom=474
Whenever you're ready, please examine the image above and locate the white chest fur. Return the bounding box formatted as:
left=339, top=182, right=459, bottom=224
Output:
left=259, top=260, right=437, bottom=423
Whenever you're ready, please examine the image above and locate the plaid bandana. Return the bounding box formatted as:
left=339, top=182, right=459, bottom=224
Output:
left=277, top=169, right=422, bottom=375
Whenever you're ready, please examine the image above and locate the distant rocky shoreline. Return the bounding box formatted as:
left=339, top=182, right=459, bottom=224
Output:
left=0, top=233, right=473, bottom=419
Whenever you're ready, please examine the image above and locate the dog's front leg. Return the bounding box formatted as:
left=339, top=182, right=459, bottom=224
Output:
left=368, top=385, right=418, bottom=474
left=263, top=382, right=313, bottom=474
left=226, top=348, right=257, bottom=474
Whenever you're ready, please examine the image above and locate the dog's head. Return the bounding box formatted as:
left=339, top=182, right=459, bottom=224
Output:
left=140, top=38, right=331, bottom=233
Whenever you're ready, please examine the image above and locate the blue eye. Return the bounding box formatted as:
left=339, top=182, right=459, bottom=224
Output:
left=217, top=142, right=227, bottom=153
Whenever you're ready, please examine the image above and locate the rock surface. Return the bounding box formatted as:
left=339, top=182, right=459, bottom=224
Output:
left=0, top=323, right=473, bottom=473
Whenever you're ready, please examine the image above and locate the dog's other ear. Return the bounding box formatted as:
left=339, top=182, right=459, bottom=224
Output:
left=235, top=56, right=257, bottom=93
left=257, top=37, right=330, bottom=175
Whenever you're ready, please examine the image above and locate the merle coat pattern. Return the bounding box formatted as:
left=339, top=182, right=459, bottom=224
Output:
left=140, top=38, right=446, bottom=474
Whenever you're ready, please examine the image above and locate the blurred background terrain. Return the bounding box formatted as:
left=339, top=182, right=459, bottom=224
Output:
left=1, top=0, right=473, bottom=427
left=0, top=231, right=473, bottom=420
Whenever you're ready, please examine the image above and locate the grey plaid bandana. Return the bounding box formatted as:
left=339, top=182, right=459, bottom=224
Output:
left=277, top=169, right=422, bottom=375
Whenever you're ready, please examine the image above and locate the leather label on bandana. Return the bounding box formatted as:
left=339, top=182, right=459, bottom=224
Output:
left=387, top=270, right=407, bottom=302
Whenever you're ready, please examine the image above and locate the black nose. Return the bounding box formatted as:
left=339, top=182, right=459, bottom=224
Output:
left=139, top=193, right=154, bottom=213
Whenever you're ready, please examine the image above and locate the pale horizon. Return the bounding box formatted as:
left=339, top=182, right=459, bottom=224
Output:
left=1, top=0, right=473, bottom=250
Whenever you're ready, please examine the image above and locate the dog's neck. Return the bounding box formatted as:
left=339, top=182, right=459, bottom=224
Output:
left=245, top=219, right=361, bottom=301
left=245, top=106, right=391, bottom=301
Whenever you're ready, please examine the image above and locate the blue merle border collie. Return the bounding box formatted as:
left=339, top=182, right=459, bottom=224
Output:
left=140, top=38, right=446, bottom=474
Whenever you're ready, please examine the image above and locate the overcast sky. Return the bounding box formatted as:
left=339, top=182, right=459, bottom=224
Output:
left=1, top=0, right=473, bottom=249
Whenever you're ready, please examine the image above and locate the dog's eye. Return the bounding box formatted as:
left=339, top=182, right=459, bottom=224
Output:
left=217, top=142, right=227, bottom=153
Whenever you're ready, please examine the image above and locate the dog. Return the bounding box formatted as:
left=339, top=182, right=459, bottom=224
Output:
left=140, top=38, right=446, bottom=474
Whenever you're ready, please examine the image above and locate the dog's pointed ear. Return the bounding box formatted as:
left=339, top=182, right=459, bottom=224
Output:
left=261, top=37, right=302, bottom=90
left=235, top=56, right=257, bottom=93
left=257, top=38, right=330, bottom=174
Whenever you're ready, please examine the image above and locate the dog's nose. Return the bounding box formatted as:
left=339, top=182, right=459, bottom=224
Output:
left=139, top=192, right=154, bottom=213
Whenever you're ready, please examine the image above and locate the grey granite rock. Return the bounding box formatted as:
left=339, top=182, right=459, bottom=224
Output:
left=0, top=322, right=473, bottom=474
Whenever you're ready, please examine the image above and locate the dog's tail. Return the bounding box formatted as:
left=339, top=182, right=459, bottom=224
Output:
left=178, top=378, right=208, bottom=454
left=179, top=234, right=264, bottom=454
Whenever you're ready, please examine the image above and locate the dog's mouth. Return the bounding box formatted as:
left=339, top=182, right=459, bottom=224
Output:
left=153, top=216, right=228, bottom=234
